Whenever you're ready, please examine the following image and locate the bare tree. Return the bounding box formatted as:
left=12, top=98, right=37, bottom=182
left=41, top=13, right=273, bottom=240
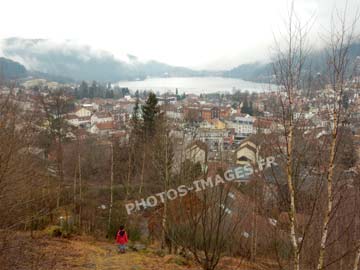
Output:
left=151, top=112, right=174, bottom=250
left=40, top=89, right=72, bottom=208
left=108, top=140, right=114, bottom=233
left=166, top=165, right=249, bottom=270
left=0, top=89, right=56, bottom=267
left=317, top=5, right=359, bottom=270
left=271, top=3, right=312, bottom=269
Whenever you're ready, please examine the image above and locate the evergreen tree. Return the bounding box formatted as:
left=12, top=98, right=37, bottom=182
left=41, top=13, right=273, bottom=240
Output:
left=131, top=93, right=141, bottom=135
left=141, top=92, right=159, bottom=137
left=241, top=95, right=253, bottom=115
left=89, top=81, right=97, bottom=99
left=79, top=81, right=89, bottom=98
left=74, top=88, right=80, bottom=99
left=249, top=101, right=254, bottom=115
left=121, top=88, right=130, bottom=97
left=176, top=88, right=181, bottom=100
left=105, top=89, right=114, bottom=99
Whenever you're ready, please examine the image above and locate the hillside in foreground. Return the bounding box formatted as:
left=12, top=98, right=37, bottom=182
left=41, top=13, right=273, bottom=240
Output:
left=2, top=232, right=277, bottom=270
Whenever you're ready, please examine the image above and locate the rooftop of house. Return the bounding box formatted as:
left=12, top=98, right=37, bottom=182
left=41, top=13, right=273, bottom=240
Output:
left=78, top=116, right=91, bottom=121
left=67, top=114, right=78, bottom=120
left=93, top=112, right=112, bottom=118
left=95, top=121, right=114, bottom=130
left=75, top=107, right=92, bottom=112
left=254, top=118, right=274, bottom=129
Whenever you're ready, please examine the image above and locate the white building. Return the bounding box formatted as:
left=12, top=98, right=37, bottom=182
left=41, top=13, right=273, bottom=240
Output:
left=75, top=108, right=92, bottom=118
left=66, top=114, right=91, bottom=127
left=90, top=121, right=114, bottom=136
left=165, top=110, right=183, bottom=120
left=91, top=112, right=113, bottom=126
left=82, top=103, right=98, bottom=111
left=226, top=114, right=255, bottom=140
left=185, top=141, right=208, bottom=164
left=66, top=115, right=80, bottom=126
left=157, top=96, right=177, bottom=105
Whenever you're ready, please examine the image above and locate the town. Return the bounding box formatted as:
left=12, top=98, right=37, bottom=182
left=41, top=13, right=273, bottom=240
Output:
left=1, top=1, right=360, bottom=269
left=2, top=69, right=360, bottom=167
left=1, top=65, right=360, bottom=269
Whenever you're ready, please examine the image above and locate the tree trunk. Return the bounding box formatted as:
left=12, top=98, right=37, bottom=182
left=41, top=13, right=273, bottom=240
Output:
left=354, top=242, right=360, bottom=270
left=287, top=121, right=300, bottom=270
left=56, top=138, right=64, bottom=208
left=108, top=142, right=114, bottom=232
left=78, top=150, right=82, bottom=228
left=126, top=143, right=133, bottom=198
left=73, top=160, right=77, bottom=221
left=251, top=176, right=258, bottom=262
left=139, top=146, right=146, bottom=194
left=161, top=131, right=169, bottom=250
left=317, top=111, right=337, bottom=270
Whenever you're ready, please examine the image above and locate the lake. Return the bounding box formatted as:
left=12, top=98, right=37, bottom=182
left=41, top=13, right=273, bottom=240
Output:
left=116, top=77, right=273, bottom=95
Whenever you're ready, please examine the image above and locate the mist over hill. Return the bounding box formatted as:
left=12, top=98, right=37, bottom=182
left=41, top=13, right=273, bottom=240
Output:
left=224, top=43, right=360, bottom=82
left=1, top=38, right=359, bottom=84
left=0, top=38, right=209, bottom=82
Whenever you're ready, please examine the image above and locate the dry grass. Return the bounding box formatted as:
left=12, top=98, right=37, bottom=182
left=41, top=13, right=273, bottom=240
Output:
left=1, top=232, right=277, bottom=270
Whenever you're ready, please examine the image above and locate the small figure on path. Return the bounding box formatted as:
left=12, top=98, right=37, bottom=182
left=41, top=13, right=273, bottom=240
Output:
left=115, top=225, right=128, bottom=253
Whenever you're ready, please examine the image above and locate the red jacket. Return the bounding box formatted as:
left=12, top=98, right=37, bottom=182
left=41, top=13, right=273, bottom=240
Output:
left=116, top=230, right=128, bottom=244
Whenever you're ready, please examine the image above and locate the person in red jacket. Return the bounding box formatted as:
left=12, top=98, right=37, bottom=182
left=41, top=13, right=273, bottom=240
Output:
left=115, top=225, right=128, bottom=253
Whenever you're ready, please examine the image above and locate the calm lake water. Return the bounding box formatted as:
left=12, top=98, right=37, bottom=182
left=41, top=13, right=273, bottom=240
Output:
left=117, top=77, right=273, bottom=95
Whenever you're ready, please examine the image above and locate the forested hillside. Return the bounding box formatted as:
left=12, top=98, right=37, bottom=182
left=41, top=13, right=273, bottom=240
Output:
left=0, top=57, right=27, bottom=79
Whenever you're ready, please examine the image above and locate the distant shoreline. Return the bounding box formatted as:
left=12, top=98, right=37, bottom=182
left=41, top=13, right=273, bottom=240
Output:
left=116, top=76, right=274, bottom=95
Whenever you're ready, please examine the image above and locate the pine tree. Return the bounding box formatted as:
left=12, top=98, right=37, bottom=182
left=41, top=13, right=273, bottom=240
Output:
left=141, top=92, right=159, bottom=137
left=89, top=81, right=97, bottom=99
left=241, top=96, right=253, bottom=115
left=105, top=89, right=114, bottom=99
left=131, top=94, right=142, bottom=136
left=74, top=88, right=80, bottom=99
left=79, top=81, right=89, bottom=98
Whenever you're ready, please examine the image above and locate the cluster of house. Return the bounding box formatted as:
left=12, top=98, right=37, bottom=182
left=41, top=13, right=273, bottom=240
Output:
left=65, top=96, right=136, bottom=136
left=42, top=86, right=358, bottom=160
left=3, top=84, right=360, bottom=165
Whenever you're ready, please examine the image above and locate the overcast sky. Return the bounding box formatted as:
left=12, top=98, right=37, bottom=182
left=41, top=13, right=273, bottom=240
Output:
left=0, top=0, right=359, bottom=69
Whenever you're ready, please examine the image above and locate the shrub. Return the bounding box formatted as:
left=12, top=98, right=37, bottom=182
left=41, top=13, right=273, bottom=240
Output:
left=44, top=225, right=62, bottom=237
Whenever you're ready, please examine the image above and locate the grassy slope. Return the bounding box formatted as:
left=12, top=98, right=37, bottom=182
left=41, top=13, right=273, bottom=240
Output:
left=2, top=232, right=277, bottom=270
